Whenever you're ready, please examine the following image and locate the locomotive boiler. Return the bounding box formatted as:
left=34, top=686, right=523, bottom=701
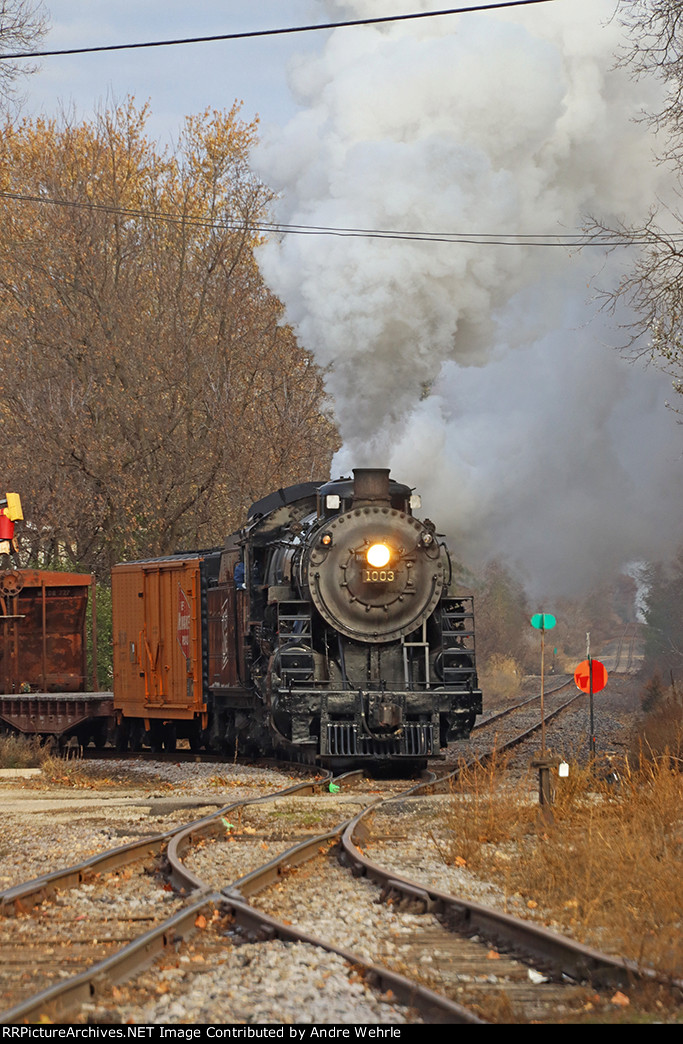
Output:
left=111, top=468, right=481, bottom=766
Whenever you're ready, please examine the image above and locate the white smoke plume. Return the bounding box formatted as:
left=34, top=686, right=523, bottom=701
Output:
left=255, top=0, right=683, bottom=597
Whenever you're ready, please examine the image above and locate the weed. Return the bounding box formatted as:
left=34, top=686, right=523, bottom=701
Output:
left=438, top=750, right=683, bottom=992
left=0, top=732, right=48, bottom=768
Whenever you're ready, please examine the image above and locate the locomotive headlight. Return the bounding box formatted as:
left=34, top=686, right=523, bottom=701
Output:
left=367, top=543, right=391, bottom=568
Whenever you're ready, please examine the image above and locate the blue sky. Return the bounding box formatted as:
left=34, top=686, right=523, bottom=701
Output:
left=18, top=1, right=321, bottom=141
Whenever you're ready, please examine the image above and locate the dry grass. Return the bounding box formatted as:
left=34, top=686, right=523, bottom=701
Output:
left=440, top=746, right=683, bottom=991
left=0, top=732, right=48, bottom=768
left=478, top=654, right=524, bottom=702
left=0, top=732, right=166, bottom=788
left=631, top=697, right=683, bottom=765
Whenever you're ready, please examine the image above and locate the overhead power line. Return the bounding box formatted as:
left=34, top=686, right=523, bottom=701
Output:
left=0, top=188, right=647, bottom=248
left=0, top=1, right=560, bottom=61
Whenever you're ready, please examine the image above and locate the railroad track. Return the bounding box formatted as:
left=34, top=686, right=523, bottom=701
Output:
left=460, top=677, right=582, bottom=768
left=2, top=770, right=462, bottom=1024
left=0, top=852, right=184, bottom=1012
left=612, top=623, right=641, bottom=674
left=0, top=767, right=340, bottom=1023
left=473, top=677, right=576, bottom=736
left=2, top=751, right=674, bottom=1026
left=107, top=766, right=677, bottom=1024
left=1, top=682, right=674, bottom=1025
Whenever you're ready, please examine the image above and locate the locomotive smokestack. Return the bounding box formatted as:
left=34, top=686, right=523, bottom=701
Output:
left=352, top=468, right=391, bottom=507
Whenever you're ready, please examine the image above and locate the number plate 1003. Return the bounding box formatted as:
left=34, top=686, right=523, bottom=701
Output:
left=363, top=569, right=395, bottom=583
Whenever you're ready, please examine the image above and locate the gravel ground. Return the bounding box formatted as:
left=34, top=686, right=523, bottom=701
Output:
left=0, top=675, right=646, bottom=1024
left=0, top=762, right=298, bottom=891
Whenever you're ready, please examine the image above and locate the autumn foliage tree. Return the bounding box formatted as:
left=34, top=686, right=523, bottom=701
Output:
left=474, top=560, right=535, bottom=675
left=0, top=101, right=338, bottom=576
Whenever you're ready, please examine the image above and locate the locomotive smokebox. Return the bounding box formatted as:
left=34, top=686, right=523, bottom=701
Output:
left=352, top=468, right=391, bottom=507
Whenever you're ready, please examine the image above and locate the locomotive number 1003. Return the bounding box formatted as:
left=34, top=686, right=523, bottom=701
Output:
left=363, top=569, right=395, bottom=583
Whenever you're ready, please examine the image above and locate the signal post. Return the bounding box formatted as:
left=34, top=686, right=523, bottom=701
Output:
left=530, top=613, right=559, bottom=814
left=574, top=633, right=608, bottom=757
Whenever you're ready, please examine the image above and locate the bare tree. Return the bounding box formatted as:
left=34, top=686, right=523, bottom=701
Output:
left=617, top=1, right=683, bottom=149
left=587, top=2, right=683, bottom=409
left=0, top=0, right=47, bottom=104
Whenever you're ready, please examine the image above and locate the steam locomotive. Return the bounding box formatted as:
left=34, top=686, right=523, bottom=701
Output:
left=112, top=469, right=482, bottom=766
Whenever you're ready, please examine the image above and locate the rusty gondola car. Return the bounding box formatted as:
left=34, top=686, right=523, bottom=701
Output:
left=0, top=570, right=113, bottom=747
left=111, top=469, right=482, bottom=766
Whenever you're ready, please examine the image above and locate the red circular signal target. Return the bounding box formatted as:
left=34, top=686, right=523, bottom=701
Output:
left=574, top=659, right=608, bottom=694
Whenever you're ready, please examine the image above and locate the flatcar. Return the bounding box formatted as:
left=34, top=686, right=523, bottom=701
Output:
left=112, top=468, right=482, bottom=767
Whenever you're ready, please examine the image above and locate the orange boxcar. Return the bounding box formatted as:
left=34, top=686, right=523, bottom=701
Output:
left=111, top=553, right=223, bottom=752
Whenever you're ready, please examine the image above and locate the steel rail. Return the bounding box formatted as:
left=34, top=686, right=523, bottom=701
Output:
left=165, top=769, right=432, bottom=893
left=0, top=766, right=334, bottom=916
left=218, top=890, right=483, bottom=1024
left=166, top=764, right=669, bottom=1022
left=408, top=688, right=586, bottom=796
left=472, top=675, right=573, bottom=731
left=178, top=792, right=483, bottom=1023
left=1, top=894, right=218, bottom=1024
left=484, top=689, right=585, bottom=757
left=165, top=768, right=363, bottom=889
left=165, top=774, right=683, bottom=1020
left=1, top=771, right=478, bottom=1024
left=338, top=805, right=683, bottom=996
left=0, top=767, right=364, bottom=1023
left=0, top=833, right=170, bottom=917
